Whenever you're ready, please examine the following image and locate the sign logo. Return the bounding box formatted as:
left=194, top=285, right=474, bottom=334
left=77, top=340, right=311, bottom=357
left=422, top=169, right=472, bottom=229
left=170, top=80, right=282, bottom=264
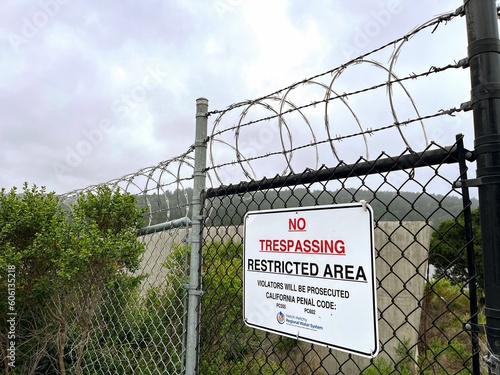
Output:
left=277, top=311, right=285, bottom=324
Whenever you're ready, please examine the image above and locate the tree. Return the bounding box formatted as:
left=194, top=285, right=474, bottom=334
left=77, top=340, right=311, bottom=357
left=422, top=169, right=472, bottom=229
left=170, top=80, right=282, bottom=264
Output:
left=0, top=184, right=145, bottom=374
left=429, top=208, right=483, bottom=290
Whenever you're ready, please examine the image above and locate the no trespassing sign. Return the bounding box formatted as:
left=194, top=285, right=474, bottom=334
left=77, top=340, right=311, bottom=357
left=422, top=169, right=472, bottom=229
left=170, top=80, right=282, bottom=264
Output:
left=243, top=203, right=379, bottom=358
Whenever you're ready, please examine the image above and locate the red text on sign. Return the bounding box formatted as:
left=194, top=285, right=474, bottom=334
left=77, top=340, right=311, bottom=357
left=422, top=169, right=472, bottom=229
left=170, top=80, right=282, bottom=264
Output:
left=289, top=217, right=306, bottom=231
left=259, top=239, right=345, bottom=254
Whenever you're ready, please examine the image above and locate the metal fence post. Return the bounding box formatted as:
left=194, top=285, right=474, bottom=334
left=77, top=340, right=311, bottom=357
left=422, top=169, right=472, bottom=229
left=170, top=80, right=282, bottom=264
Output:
left=464, top=0, right=500, bottom=372
left=456, top=134, right=481, bottom=375
left=185, top=98, right=208, bottom=375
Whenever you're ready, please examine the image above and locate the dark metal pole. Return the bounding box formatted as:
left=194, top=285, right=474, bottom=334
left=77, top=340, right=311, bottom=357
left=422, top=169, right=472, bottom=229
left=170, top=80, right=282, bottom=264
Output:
left=464, top=0, right=500, bottom=372
left=456, top=134, right=481, bottom=375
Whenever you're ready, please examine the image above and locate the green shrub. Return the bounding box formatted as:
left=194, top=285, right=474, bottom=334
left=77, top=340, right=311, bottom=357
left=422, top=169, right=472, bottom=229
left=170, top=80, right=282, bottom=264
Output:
left=362, top=340, right=413, bottom=375
left=0, top=184, right=145, bottom=375
left=418, top=278, right=483, bottom=374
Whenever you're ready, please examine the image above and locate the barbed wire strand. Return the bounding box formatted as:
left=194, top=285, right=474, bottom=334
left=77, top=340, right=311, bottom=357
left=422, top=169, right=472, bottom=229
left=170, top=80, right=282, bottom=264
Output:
left=208, top=60, right=465, bottom=141
left=206, top=8, right=462, bottom=118
left=205, top=106, right=464, bottom=173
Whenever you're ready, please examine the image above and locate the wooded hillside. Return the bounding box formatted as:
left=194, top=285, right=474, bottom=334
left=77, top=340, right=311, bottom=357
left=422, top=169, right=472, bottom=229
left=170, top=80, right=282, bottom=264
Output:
left=140, top=188, right=478, bottom=227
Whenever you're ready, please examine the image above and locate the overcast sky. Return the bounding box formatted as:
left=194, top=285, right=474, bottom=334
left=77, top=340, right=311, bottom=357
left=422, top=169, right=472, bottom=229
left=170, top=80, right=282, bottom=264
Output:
left=0, top=0, right=485, bottom=194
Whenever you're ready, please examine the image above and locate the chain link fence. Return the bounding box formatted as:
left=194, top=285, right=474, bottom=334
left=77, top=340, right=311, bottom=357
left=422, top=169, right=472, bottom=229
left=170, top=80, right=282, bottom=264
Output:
left=198, top=139, right=485, bottom=374
left=54, top=158, right=196, bottom=375
left=76, top=220, right=191, bottom=374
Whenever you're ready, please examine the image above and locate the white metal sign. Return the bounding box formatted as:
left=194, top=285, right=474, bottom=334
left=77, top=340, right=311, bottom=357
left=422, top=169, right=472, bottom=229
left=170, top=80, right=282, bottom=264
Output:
left=243, top=203, right=379, bottom=358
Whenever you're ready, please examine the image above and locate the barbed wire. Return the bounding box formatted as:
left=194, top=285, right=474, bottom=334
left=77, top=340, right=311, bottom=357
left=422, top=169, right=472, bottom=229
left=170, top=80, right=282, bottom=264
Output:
left=59, top=147, right=197, bottom=226
left=206, top=58, right=467, bottom=185
left=208, top=60, right=465, bottom=140
left=205, top=106, right=464, bottom=174
left=206, top=7, right=463, bottom=118
left=205, top=6, right=469, bottom=186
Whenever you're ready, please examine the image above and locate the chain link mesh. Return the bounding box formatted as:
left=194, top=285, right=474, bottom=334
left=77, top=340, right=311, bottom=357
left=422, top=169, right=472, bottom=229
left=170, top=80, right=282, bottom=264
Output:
left=198, top=142, right=486, bottom=374
left=79, top=222, right=191, bottom=374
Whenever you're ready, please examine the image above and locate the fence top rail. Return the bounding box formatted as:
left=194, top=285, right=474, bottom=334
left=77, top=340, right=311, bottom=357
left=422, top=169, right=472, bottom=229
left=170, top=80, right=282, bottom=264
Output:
left=204, top=142, right=474, bottom=199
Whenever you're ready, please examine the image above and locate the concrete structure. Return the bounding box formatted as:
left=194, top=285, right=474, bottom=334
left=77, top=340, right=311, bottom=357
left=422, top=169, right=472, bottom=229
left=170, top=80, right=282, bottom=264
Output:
left=138, top=227, right=190, bottom=290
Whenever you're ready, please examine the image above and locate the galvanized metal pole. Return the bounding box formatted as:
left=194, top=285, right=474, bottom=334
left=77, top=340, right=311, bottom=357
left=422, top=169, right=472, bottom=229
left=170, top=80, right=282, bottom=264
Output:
left=464, top=1, right=500, bottom=372
left=185, top=98, right=208, bottom=375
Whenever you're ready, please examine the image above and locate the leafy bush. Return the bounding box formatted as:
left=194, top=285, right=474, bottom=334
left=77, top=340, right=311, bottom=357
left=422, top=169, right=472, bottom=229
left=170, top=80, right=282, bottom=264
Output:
left=362, top=340, right=413, bottom=375
left=0, top=184, right=145, bottom=375
left=430, top=208, right=483, bottom=290
left=419, top=278, right=483, bottom=374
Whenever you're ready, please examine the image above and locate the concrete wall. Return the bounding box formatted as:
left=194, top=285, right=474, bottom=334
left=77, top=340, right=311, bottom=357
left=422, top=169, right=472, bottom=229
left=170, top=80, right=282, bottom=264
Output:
left=136, top=225, right=244, bottom=290
left=137, top=227, right=190, bottom=290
